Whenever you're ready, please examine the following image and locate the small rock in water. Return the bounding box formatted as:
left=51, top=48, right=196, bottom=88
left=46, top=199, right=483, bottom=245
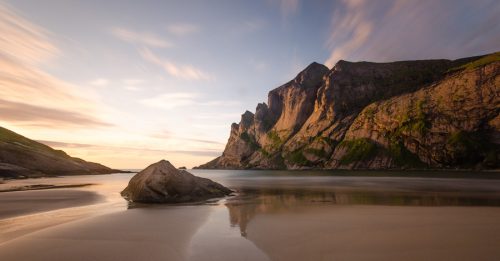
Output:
left=121, top=160, right=232, bottom=203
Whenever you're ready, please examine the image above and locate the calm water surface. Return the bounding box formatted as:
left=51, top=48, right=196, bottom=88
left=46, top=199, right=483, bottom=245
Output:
left=1, top=170, right=500, bottom=260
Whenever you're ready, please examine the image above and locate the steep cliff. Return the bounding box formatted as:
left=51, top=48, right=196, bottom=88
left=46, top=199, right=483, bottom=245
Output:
left=197, top=52, right=499, bottom=170
left=0, top=126, right=124, bottom=178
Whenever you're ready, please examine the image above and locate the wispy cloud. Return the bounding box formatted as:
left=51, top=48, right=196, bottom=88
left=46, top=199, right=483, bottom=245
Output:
left=89, top=78, right=109, bottom=86
left=277, top=0, right=299, bottom=18
left=111, top=27, right=171, bottom=48
left=166, top=23, right=199, bottom=36
left=121, top=78, right=144, bottom=91
left=151, top=131, right=224, bottom=145
left=122, top=78, right=144, bottom=85
left=124, top=85, right=141, bottom=91
left=193, top=112, right=241, bottom=120
left=0, top=4, right=58, bottom=64
left=140, top=92, right=198, bottom=109
left=249, top=59, right=269, bottom=72
left=140, top=48, right=214, bottom=81
left=0, top=99, right=111, bottom=127
left=0, top=4, right=111, bottom=128
left=244, top=19, right=267, bottom=32
left=140, top=92, right=239, bottom=110
left=37, top=140, right=222, bottom=157
left=185, top=138, right=224, bottom=145
left=37, top=140, right=158, bottom=153
left=324, top=0, right=500, bottom=67
left=325, top=0, right=373, bottom=67
left=192, top=123, right=230, bottom=130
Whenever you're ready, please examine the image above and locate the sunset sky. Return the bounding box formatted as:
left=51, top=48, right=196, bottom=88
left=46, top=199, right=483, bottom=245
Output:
left=1, top=0, right=499, bottom=168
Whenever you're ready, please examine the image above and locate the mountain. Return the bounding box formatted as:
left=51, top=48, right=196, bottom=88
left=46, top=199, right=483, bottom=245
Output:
left=0, top=126, right=124, bottom=178
left=197, top=52, right=500, bottom=170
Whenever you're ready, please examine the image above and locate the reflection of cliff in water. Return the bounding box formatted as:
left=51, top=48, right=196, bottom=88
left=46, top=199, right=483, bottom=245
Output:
left=225, top=188, right=500, bottom=236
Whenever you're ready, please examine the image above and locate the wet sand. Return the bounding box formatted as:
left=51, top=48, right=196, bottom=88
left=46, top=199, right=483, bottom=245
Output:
left=244, top=206, right=500, bottom=261
left=1, top=201, right=499, bottom=260
left=0, top=189, right=103, bottom=219
left=1, top=172, right=500, bottom=260
left=0, top=183, right=95, bottom=193
left=0, top=206, right=211, bottom=261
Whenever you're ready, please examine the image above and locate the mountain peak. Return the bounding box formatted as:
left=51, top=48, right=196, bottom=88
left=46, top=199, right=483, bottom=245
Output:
left=197, top=53, right=500, bottom=170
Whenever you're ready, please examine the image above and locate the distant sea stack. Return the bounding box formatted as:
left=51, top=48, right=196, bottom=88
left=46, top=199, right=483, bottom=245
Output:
left=121, top=160, right=232, bottom=203
left=197, top=52, right=500, bottom=170
left=0, top=126, right=124, bottom=178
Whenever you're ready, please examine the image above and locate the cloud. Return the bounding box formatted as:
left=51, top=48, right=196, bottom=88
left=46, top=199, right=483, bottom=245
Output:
left=184, top=138, right=224, bottom=145
left=140, top=92, right=239, bottom=110
left=174, top=150, right=220, bottom=157
left=122, top=78, right=144, bottom=85
left=0, top=4, right=111, bottom=128
left=244, top=19, right=267, bottom=32
left=89, top=78, right=109, bottom=86
left=124, top=85, right=141, bottom=91
left=193, top=112, right=241, bottom=120
left=325, top=0, right=374, bottom=67
left=140, top=92, right=198, bottom=109
left=324, top=0, right=500, bottom=67
left=0, top=4, right=58, bottom=64
left=151, top=131, right=224, bottom=145
left=120, top=78, right=144, bottom=91
left=249, top=59, right=269, bottom=72
left=111, top=27, right=171, bottom=48
left=277, top=0, right=299, bottom=18
left=36, top=140, right=94, bottom=148
left=192, top=123, right=230, bottom=130
left=140, top=48, right=214, bottom=80
left=0, top=99, right=111, bottom=127
left=37, top=140, right=221, bottom=157
left=166, top=23, right=199, bottom=36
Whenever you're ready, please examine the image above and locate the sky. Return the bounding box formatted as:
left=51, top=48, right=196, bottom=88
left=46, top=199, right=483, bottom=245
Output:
left=0, top=0, right=499, bottom=169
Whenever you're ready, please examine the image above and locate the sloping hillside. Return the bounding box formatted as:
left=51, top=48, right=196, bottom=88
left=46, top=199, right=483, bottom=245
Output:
left=0, top=126, right=123, bottom=178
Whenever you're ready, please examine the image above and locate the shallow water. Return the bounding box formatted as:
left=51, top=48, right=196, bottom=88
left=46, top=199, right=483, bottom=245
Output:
left=1, top=170, right=500, bottom=260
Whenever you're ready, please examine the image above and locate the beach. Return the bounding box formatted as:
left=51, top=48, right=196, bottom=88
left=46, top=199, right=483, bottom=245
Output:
left=0, top=189, right=102, bottom=219
left=0, top=171, right=500, bottom=260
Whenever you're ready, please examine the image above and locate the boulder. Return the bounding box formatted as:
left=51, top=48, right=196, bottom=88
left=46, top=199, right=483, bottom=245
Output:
left=121, top=160, right=232, bottom=203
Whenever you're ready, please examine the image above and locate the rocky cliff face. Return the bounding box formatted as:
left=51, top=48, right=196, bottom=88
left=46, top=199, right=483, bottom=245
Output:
left=0, top=126, right=123, bottom=178
left=198, top=52, right=500, bottom=170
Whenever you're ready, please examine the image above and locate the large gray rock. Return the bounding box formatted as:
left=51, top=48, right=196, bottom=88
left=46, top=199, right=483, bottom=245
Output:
left=121, top=160, right=232, bottom=203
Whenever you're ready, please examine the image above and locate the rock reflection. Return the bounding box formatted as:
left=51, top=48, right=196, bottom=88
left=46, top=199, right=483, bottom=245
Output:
left=225, top=188, right=500, bottom=236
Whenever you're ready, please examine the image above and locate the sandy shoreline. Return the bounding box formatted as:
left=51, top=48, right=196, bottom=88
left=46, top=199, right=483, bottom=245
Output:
left=0, top=206, right=212, bottom=261
left=1, top=173, right=500, bottom=260
left=1, top=201, right=500, bottom=260
left=0, top=189, right=104, bottom=219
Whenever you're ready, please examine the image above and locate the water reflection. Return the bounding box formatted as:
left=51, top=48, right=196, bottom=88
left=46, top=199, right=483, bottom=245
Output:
left=225, top=188, right=500, bottom=236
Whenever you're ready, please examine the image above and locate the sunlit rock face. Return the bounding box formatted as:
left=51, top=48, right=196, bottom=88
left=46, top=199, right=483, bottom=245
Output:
left=197, top=52, right=500, bottom=170
left=121, top=160, right=232, bottom=203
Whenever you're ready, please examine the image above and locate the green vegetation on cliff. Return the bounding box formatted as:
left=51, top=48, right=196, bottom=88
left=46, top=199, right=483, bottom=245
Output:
left=338, top=138, right=378, bottom=165
left=446, top=131, right=497, bottom=168
left=240, top=132, right=260, bottom=150
left=305, top=148, right=328, bottom=158
left=448, top=52, right=500, bottom=73
left=287, top=149, right=311, bottom=166
left=386, top=141, right=426, bottom=168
